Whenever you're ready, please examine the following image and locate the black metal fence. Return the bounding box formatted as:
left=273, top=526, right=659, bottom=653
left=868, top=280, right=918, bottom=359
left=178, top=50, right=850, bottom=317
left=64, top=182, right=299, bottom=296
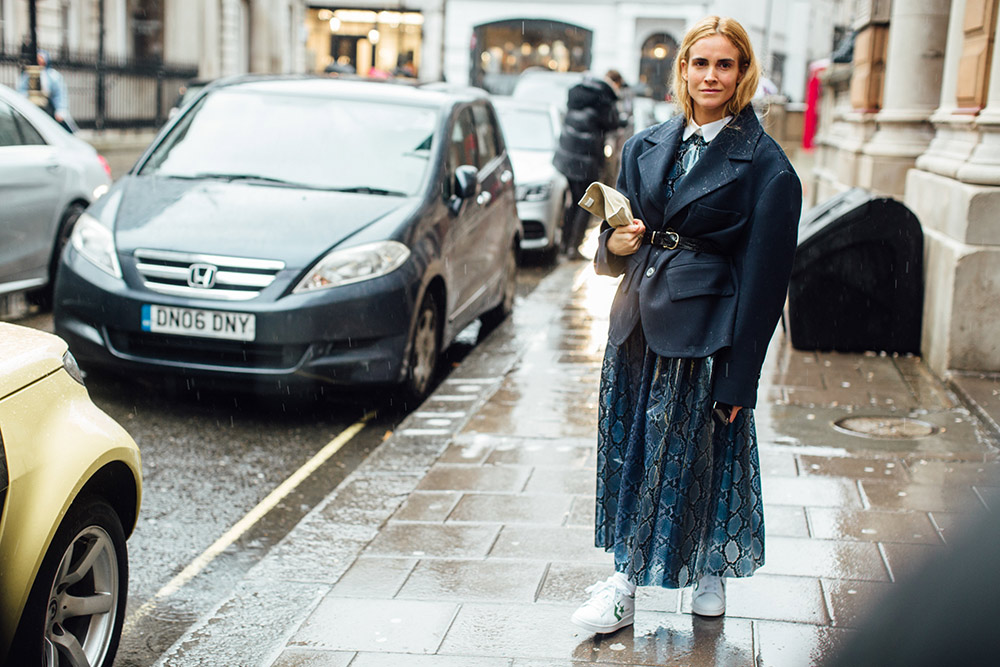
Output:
left=0, top=49, right=198, bottom=130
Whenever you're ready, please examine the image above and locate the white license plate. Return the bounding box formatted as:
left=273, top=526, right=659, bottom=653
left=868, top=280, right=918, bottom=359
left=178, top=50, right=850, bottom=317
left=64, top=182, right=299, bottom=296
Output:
left=141, top=305, right=256, bottom=341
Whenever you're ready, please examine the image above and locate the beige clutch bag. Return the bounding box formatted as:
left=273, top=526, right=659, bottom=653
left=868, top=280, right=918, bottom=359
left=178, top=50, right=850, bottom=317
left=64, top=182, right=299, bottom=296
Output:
left=578, top=182, right=634, bottom=228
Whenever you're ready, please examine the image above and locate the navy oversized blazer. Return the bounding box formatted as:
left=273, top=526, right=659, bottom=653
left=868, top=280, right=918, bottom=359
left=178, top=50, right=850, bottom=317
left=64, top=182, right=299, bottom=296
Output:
left=594, top=104, right=801, bottom=409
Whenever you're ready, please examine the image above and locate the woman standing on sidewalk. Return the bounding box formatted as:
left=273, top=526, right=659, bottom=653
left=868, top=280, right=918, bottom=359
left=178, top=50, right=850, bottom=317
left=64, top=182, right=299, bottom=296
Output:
left=571, top=16, right=801, bottom=633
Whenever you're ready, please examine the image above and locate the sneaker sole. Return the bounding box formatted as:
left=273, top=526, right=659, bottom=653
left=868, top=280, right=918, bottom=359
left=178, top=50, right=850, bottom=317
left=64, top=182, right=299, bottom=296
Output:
left=571, top=612, right=635, bottom=635
left=691, top=602, right=726, bottom=617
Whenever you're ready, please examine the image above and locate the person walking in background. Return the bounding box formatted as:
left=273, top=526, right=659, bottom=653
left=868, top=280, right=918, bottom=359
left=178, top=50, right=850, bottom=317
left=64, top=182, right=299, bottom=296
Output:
left=553, top=71, right=622, bottom=260
left=18, top=49, right=76, bottom=132
left=571, top=15, right=801, bottom=634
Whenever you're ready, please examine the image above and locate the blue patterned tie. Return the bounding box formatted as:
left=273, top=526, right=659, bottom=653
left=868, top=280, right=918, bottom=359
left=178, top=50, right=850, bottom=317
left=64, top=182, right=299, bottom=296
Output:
left=665, top=133, right=708, bottom=201
left=682, top=133, right=708, bottom=173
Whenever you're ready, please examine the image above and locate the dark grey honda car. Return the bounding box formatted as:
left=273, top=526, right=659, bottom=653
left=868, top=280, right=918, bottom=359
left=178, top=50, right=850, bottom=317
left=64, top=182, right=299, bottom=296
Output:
left=54, top=76, right=519, bottom=400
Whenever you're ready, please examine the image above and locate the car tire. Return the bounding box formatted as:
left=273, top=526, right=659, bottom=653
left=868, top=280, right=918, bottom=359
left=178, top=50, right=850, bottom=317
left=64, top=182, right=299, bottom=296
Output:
left=401, top=290, right=441, bottom=405
left=30, top=202, right=86, bottom=309
left=481, top=241, right=518, bottom=329
left=9, top=496, right=128, bottom=667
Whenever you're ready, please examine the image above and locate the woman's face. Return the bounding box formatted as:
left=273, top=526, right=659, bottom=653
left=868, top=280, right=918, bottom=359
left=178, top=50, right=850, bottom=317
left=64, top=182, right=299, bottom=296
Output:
left=680, top=34, right=743, bottom=125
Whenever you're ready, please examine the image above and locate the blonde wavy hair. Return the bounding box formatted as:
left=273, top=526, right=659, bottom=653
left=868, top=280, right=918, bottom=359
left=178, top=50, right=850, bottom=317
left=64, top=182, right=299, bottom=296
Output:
left=671, top=16, right=761, bottom=122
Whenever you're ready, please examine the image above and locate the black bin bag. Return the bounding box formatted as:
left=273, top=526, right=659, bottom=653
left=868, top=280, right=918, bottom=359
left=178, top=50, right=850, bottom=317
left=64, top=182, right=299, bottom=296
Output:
left=788, top=188, right=923, bottom=354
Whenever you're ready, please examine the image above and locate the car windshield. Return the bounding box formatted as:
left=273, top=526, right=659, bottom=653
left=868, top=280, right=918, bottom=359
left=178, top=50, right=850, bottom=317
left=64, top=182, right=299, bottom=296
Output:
left=140, top=88, right=438, bottom=195
left=495, top=107, right=555, bottom=152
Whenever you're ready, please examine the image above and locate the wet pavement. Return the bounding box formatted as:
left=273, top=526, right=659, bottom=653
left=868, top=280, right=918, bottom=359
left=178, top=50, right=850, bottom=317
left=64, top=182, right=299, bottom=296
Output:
left=150, top=244, right=1000, bottom=667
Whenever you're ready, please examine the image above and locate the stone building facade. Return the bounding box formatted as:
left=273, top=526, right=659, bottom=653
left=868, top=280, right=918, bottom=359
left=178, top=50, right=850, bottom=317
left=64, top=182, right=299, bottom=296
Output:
left=812, top=0, right=1000, bottom=377
left=1, top=0, right=306, bottom=77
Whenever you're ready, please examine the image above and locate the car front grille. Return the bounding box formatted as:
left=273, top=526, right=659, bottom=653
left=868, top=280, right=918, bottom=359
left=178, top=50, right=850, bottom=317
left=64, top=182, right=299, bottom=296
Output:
left=107, top=329, right=308, bottom=370
left=521, top=220, right=547, bottom=240
left=134, top=249, right=285, bottom=301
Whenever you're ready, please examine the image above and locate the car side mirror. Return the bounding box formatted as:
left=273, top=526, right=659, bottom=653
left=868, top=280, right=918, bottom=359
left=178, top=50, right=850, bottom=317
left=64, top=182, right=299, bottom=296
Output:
left=454, top=165, right=478, bottom=200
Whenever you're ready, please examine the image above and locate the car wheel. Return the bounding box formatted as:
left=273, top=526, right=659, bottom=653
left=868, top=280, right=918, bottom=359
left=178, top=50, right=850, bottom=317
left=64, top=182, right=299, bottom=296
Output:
left=9, top=496, right=128, bottom=667
left=31, top=202, right=86, bottom=309
left=481, top=241, right=518, bottom=329
left=402, top=290, right=441, bottom=404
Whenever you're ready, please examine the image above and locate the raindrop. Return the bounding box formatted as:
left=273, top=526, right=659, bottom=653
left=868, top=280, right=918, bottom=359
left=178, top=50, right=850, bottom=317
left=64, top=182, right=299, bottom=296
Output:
left=847, top=589, right=858, bottom=595
left=864, top=467, right=875, bottom=473
left=609, top=643, right=626, bottom=651
left=861, top=528, right=877, bottom=534
left=412, top=550, right=425, bottom=556
left=897, top=491, right=907, bottom=497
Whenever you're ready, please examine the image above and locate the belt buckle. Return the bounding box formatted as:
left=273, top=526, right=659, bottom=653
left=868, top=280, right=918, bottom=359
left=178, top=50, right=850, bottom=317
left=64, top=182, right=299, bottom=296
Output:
left=663, top=229, right=680, bottom=250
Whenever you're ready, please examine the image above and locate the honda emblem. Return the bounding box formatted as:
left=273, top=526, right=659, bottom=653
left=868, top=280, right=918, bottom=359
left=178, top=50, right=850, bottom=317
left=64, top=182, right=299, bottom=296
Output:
left=188, top=263, right=217, bottom=289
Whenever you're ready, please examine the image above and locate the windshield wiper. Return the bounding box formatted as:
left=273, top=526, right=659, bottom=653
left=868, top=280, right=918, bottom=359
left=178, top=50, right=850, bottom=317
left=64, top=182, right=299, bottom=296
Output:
left=190, top=172, right=302, bottom=186
left=331, top=186, right=408, bottom=197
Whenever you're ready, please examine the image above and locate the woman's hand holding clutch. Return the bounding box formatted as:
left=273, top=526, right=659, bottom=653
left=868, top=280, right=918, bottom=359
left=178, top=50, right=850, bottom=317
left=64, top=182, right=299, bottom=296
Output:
left=607, top=220, right=646, bottom=256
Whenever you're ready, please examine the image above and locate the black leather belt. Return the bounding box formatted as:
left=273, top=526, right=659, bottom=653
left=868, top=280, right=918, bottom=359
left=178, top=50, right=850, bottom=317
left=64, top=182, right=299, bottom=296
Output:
left=643, top=229, right=722, bottom=254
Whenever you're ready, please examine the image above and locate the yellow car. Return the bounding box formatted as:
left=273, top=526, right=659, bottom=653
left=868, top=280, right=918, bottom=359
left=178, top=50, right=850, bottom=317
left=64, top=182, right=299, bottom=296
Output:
left=0, top=323, right=141, bottom=666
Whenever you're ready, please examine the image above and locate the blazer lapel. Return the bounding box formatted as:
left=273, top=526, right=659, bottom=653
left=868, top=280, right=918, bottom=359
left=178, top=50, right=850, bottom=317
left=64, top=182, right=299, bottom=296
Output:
left=635, top=117, right=683, bottom=221
left=660, top=106, right=762, bottom=226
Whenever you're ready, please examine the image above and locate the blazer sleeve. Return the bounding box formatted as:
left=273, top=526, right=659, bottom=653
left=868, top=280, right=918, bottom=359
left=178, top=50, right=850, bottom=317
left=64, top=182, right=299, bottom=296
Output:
left=712, top=169, right=801, bottom=409
left=593, top=138, right=636, bottom=278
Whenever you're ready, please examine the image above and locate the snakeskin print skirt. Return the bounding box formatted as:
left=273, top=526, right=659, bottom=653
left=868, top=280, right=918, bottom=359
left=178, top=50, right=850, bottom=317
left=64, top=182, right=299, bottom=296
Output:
left=596, top=325, right=765, bottom=589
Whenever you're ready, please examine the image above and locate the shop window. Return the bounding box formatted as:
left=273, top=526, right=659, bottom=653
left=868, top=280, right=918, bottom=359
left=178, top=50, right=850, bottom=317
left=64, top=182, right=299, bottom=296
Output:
left=471, top=19, right=592, bottom=95
left=638, top=33, right=678, bottom=102
left=306, top=8, right=424, bottom=78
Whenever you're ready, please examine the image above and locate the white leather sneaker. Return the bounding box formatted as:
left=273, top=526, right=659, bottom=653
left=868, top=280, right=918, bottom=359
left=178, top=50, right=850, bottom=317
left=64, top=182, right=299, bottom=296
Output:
left=691, top=575, right=726, bottom=616
left=571, top=576, right=635, bottom=634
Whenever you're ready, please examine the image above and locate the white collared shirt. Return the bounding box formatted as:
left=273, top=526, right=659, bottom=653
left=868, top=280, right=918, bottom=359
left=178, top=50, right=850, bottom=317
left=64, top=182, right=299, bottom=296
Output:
left=682, top=115, right=733, bottom=143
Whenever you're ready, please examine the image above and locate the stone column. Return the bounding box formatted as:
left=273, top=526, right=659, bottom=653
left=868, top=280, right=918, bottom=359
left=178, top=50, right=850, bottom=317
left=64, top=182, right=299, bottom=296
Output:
left=957, top=15, right=1000, bottom=183
left=858, top=0, right=950, bottom=196
left=916, top=0, right=978, bottom=178
left=419, top=0, right=444, bottom=83
left=905, top=1, right=1000, bottom=376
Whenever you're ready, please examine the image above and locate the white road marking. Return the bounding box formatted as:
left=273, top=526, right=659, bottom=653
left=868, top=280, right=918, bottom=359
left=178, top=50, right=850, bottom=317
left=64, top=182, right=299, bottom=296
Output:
left=125, top=412, right=374, bottom=628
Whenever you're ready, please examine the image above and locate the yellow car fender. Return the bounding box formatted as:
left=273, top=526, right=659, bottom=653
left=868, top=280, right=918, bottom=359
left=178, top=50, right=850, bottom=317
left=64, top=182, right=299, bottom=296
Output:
left=0, top=368, right=141, bottom=654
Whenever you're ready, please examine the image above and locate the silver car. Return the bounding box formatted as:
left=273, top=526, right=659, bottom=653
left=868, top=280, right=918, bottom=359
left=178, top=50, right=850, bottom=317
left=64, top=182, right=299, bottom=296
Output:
left=492, top=97, right=570, bottom=259
left=0, top=83, right=111, bottom=305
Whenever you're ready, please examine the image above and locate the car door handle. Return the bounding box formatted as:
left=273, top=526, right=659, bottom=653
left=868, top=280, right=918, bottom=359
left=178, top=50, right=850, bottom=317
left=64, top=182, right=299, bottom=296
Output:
left=500, top=170, right=513, bottom=184
left=477, top=191, right=492, bottom=206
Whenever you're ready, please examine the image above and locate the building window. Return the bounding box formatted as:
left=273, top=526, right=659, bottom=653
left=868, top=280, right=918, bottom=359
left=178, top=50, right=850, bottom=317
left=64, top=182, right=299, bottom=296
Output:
left=131, top=0, right=164, bottom=62
left=639, top=33, right=678, bottom=102
left=471, top=19, right=592, bottom=95
left=305, top=7, right=424, bottom=78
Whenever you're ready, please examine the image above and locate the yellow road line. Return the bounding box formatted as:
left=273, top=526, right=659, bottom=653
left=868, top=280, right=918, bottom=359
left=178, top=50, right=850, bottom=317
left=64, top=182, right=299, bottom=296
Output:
left=125, top=412, right=374, bottom=627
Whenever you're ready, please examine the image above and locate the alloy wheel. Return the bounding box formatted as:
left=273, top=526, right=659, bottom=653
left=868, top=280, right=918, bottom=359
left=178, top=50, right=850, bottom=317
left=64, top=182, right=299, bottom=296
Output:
left=43, top=525, right=120, bottom=667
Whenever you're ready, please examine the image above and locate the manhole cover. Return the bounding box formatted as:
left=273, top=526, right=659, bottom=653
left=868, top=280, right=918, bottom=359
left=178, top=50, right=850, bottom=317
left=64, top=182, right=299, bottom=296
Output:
left=833, top=416, right=938, bottom=439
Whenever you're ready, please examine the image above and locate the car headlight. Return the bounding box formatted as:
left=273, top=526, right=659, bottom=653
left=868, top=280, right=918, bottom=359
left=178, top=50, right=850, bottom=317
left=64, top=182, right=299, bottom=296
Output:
left=516, top=182, right=552, bottom=202
left=62, top=350, right=86, bottom=386
left=70, top=212, right=122, bottom=278
left=293, top=240, right=410, bottom=293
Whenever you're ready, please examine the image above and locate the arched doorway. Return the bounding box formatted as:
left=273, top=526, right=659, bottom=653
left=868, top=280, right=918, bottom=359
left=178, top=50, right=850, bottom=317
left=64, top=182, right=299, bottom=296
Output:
left=471, top=19, right=592, bottom=94
left=638, top=32, right=678, bottom=101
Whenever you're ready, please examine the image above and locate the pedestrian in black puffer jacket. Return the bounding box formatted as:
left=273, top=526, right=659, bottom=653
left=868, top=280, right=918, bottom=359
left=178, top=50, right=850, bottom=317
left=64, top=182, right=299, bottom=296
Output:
left=554, top=75, right=622, bottom=259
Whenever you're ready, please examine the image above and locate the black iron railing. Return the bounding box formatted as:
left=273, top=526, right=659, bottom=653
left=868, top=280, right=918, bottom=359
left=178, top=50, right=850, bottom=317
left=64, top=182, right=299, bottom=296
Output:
left=0, top=49, right=198, bottom=129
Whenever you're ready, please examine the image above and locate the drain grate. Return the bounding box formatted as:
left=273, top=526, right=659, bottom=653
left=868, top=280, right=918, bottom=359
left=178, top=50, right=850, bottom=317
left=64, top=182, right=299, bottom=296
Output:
left=833, top=416, right=938, bottom=440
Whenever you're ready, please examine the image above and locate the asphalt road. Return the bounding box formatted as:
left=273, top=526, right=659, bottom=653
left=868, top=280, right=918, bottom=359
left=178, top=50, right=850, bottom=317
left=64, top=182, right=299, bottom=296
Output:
left=14, top=256, right=556, bottom=666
